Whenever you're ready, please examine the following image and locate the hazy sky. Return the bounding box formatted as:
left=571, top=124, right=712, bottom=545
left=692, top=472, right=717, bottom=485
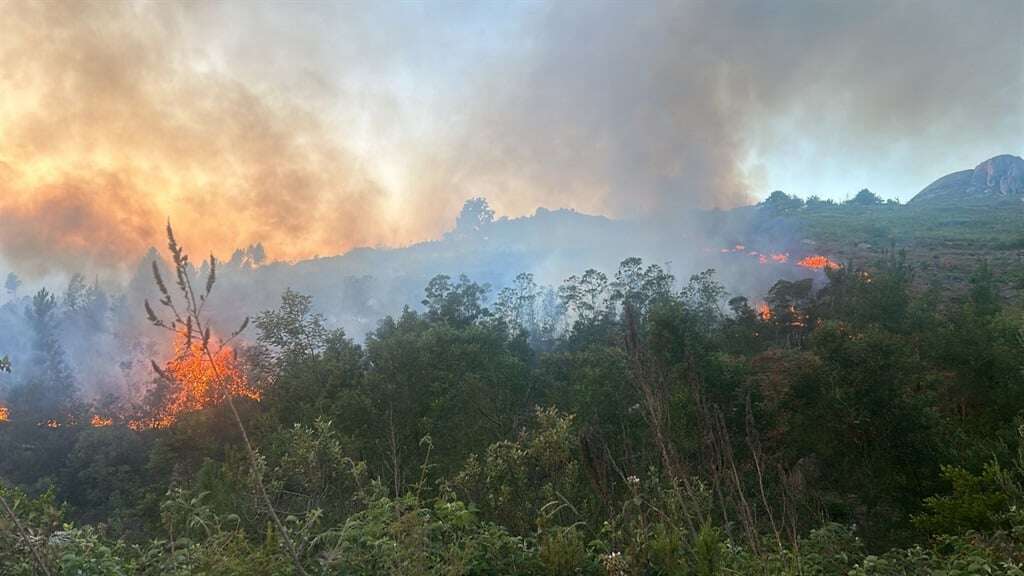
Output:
left=0, top=1, right=1021, bottom=274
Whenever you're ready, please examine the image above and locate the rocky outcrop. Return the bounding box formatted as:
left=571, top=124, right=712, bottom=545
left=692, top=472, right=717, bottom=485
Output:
left=909, top=154, right=1024, bottom=205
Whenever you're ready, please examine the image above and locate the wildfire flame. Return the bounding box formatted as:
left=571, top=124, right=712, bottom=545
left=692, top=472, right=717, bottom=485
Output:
left=134, top=334, right=258, bottom=429
left=0, top=405, right=8, bottom=422
left=90, top=415, right=113, bottom=428
left=796, top=255, right=839, bottom=270
left=756, top=302, right=773, bottom=320
left=723, top=247, right=790, bottom=265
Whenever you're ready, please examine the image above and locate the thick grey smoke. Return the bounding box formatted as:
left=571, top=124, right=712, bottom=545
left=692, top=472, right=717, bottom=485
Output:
left=446, top=0, right=1023, bottom=217
left=0, top=1, right=1020, bottom=274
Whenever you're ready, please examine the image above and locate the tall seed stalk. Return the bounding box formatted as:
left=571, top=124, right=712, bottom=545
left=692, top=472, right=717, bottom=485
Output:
left=145, top=223, right=308, bottom=576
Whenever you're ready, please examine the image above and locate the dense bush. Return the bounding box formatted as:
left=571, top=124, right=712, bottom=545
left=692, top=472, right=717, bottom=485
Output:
left=2, top=251, right=1023, bottom=574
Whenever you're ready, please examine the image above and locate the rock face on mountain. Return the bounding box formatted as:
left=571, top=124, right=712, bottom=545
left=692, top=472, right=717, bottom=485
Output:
left=909, top=154, right=1024, bottom=206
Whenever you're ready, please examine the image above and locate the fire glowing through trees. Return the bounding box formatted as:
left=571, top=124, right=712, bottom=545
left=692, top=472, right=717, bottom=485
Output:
left=0, top=245, right=842, bottom=433
left=796, top=255, right=840, bottom=270
left=133, top=334, right=258, bottom=430
left=90, top=415, right=113, bottom=428
left=715, top=244, right=840, bottom=272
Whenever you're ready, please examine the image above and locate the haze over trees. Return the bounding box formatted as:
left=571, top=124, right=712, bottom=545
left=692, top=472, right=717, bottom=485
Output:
left=0, top=221, right=1022, bottom=575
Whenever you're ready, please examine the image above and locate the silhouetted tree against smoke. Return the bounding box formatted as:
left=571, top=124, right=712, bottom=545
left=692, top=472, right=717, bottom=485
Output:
left=4, top=272, right=21, bottom=301
left=453, top=197, right=495, bottom=235
left=7, top=289, right=76, bottom=415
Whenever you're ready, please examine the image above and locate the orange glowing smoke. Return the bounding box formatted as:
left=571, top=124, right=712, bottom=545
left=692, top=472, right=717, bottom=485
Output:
left=797, top=255, right=839, bottom=270
left=90, top=415, right=113, bottom=428
left=136, top=335, right=258, bottom=429
left=770, top=253, right=789, bottom=264
left=0, top=405, right=8, bottom=422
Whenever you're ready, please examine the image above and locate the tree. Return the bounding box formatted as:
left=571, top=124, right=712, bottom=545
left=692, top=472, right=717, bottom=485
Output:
left=4, top=272, right=21, bottom=300
left=760, top=191, right=804, bottom=212
left=62, top=273, right=88, bottom=311
left=455, top=197, right=495, bottom=234
left=494, top=272, right=540, bottom=333
left=422, top=274, right=490, bottom=326
left=610, top=257, right=674, bottom=315
left=846, top=188, right=883, bottom=206
left=559, top=268, right=611, bottom=328
left=765, top=278, right=814, bottom=346
left=15, top=288, right=75, bottom=414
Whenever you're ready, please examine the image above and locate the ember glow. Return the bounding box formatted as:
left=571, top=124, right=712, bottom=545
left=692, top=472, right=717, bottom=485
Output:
left=797, top=255, right=840, bottom=270
left=0, top=405, right=8, bottom=422
left=756, top=302, right=773, bottom=321
left=90, top=415, right=113, bottom=428
left=134, top=335, right=258, bottom=429
left=724, top=248, right=789, bottom=265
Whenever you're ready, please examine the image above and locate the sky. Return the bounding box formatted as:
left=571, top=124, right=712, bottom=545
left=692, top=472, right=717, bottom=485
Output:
left=0, top=0, right=1021, bottom=276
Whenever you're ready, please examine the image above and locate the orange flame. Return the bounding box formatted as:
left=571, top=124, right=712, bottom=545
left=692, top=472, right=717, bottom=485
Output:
left=90, top=415, right=113, bottom=428
left=756, top=302, right=773, bottom=320
left=134, top=334, right=258, bottom=429
left=44, top=419, right=60, bottom=429
left=0, top=405, right=8, bottom=422
left=796, top=255, right=839, bottom=270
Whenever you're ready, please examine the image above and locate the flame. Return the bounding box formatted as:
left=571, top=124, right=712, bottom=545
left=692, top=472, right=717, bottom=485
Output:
left=0, top=405, right=8, bottom=422
left=796, top=255, right=839, bottom=270
left=90, top=415, right=113, bottom=428
left=44, top=419, right=60, bottom=429
left=134, top=334, right=258, bottom=429
left=718, top=245, right=793, bottom=265
left=756, top=302, right=773, bottom=320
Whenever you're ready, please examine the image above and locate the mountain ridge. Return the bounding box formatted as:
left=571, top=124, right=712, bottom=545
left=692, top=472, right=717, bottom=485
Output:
left=909, top=154, right=1024, bottom=206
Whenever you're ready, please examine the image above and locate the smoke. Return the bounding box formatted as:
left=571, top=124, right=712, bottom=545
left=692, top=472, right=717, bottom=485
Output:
left=449, top=1, right=1023, bottom=216
left=0, top=1, right=1020, bottom=274
left=0, top=2, right=390, bottom=275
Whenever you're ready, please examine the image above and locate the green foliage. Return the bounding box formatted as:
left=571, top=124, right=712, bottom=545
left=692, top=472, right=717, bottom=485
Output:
left=2, top=255, right=1023, bottom=573
left=913, top=463, right=1010, bottom=535
left=846, top=189, right=883, bottom=206
left=318, top=492, right=539, bottom=575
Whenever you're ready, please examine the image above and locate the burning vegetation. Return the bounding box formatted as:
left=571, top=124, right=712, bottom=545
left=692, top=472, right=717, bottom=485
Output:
left=89, top=415, right=113, bottom=428
left=796, top=255, right=840, bottom=270
left=719, top=245, right=845, bottom=273
left=137, top=334, right=257, bottom=429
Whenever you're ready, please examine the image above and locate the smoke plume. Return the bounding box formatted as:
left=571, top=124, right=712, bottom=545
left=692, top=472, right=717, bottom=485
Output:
left=0, top=1, right=1020, bottom=274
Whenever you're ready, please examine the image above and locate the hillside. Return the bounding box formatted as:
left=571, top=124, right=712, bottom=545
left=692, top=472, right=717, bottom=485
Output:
left=910, top=154, right=1024, bottom=206
left=117, top=154, right=1024, bottom=343
left=735, top=154, right=1024, bottom=301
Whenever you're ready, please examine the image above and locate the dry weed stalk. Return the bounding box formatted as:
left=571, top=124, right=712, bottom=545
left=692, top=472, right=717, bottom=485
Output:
left=145, top=223, right=308, bottom=576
